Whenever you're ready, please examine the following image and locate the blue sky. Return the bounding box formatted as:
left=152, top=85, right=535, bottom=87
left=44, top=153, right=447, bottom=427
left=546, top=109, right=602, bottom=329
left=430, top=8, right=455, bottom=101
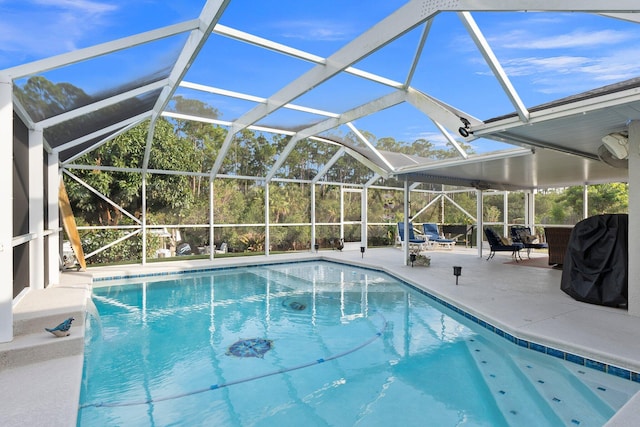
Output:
left=1, top=1, right=639, bottom=154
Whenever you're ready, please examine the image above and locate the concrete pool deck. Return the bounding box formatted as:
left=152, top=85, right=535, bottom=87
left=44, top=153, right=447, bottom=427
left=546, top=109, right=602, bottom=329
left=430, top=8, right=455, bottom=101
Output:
left=1, top=246, right=639, bottom=426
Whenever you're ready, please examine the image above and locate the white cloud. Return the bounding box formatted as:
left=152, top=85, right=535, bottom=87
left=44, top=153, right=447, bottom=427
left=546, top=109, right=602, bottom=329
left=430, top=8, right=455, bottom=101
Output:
left=497, top=47, right=640, bottom=94
left=33, top=0, right=117, bottom=15
left=501, top=56, right=591, bottom=77
left=403, top=130, right=452, bottom=148
left=275, top=20, right=354, bottom=41
left=471, top=18, right=640, bottom=96
left=498, top=29, right=634, bottom=50
left=0, top=0, right=118, bottom=65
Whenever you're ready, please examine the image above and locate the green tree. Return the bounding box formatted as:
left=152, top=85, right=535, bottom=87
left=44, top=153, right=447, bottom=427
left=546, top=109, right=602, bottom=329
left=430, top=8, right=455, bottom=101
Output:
left=170, top=96, right=226, bottom=197
left=67, top=118, right=197, bottom=226
left=562, top=183, right=628, bottom=216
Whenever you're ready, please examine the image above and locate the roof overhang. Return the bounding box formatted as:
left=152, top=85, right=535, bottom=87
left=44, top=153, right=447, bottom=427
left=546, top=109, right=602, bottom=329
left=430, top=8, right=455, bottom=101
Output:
left=392, top=78, right=639, bottom=190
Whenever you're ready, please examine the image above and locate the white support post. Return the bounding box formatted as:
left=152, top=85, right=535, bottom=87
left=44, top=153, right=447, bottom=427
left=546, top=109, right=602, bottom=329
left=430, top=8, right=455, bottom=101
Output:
left=477, top=190, right=484, bottom=258
left=339, top=185, right=344, bottom=240
left=361, top=187, right=368, bottom=249
left=503, top=191, right=509, bottom=237
left=141, top=174, right=147, bottom=265
left=265, top=181, right=270, bottom=256
left=628, top=121, right=640, bottom=316
left=29, top=128, right=45, bottom=289
left=46, top=152, right=59, bottom=286
left=523, top=190, right=531, bottom=225
left=403, top=180, right=410, bottom=266
left=209, top=178, right=215, bottom=260
left=310, top=183, right=315, bottom=252
left=524, top=190, right=535, bottom=228
left=583, top=184, right=589, bottom=219
left=440, top=185, right=445, bottom=224
left=531, top=189, right=537, bottom=231
left=0, top=74, right=13, bottom=342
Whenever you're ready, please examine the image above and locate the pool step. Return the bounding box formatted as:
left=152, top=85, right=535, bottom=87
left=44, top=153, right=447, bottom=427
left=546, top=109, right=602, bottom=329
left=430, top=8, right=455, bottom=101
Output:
left=0, top=329, right=84, bottom=370
left=0, top=284, right=89, bottom=371
left=510, top=351, right=615, bottom=426
left=560, top=361, right=640, bottom=413
left=465, top=336, right=563, bottom=426
left=13, top=285, right=89, bottom=336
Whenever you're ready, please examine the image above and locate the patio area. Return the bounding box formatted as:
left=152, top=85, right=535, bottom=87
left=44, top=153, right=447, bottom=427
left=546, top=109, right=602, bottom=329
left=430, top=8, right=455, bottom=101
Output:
left=1, top=245, right=640, bottom=426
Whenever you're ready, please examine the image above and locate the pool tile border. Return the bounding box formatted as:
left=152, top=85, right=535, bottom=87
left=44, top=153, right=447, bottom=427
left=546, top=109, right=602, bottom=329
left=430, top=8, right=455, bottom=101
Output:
left=92, top=258, right=639, bottom=384
left=405, top=279, right=638, bottom=383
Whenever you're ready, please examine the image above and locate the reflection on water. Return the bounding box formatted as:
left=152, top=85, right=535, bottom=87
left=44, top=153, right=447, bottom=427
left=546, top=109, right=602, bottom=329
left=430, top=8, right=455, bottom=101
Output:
left=78, top=261, right=640, bottom=427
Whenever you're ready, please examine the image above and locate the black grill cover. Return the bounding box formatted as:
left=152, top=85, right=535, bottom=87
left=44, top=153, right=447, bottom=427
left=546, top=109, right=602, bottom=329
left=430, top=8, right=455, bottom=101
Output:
left=560, top=214, right=628, bottom=308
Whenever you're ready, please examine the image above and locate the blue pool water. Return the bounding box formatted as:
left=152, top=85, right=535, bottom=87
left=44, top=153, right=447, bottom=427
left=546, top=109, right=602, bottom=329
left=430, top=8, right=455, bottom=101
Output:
left=78, top=261, right=640, bottom=426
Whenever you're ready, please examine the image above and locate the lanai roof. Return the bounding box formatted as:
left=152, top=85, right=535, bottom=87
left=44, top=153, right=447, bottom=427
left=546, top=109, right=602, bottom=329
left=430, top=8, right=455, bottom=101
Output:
left=2, top=1, right=638, bottom=190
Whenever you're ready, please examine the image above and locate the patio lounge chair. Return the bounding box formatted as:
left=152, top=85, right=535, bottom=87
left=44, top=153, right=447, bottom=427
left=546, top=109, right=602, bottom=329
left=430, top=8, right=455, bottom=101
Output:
left=484, top=227, right=524, bottom=261
left=510, top=226, right=548, bottom=258
left=422, top=223, right=456, bottom=249
left=397, top=222, right=430, bottom=251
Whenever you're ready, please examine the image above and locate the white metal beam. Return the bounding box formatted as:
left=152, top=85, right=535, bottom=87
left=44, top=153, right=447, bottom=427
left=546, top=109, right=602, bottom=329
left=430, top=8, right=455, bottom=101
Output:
left=404, top=20, right=433, bottom=88
left=405, top=88, right=481, bottom=140
left=457, top=12, right=529, bottom=123
left=0, top=74, right=13, bottom=343
left=599, top=13, right=640, bottom=23
left=226, top=1, right=440, bottom=134
left=84, top=229, right=141, bottom=260
left=28, top=128, right=45, bottom=290
left=475, top=84, right=640, bottom=137
left=63, top=118, right=146, bottom=165
left=3, top=20, right=199, bottom=79
left=54, top=112, right=152, bottom=158
left=443, top=193, right=476, bottom=221
left=312, top=148, right=345, bottom=184
left=37, top=80, right=168, bottom=129
left=346, top=122, right=396, bottom=172
left=455, top=1, right=639, bottom=12
left=163, top=111, right=296, bottom=136
left=46, top=152, right=60, bottom=285
left=296, top=91, right=407, bottom=141
left=180, top=81, right=340, bottom=118
left=311, top=136, right=391, bottom=179
left=209, top=123, right=242, bottom=178
left=265, top=136, right=301, bottom=182
left=628, top=120, right=640, bottom=316
left=143, top=0, right=232, bottom=171
left=63, top=170, right=142, bottom=225
left=395, top=148, right=531, bottom=174
left=213, top=25, right=404, bottom=89
left=365, top=173, right=381, bottom=187
left=432, top=120, right=468, bottom=159
left=412, top=194, right=442, bottom=220
left=207, top=91, right=406, bottom=179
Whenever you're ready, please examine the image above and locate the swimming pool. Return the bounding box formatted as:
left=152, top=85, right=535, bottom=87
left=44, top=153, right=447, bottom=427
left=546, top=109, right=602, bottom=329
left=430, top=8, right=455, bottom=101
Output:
left=78, top=261, right=640, bottom=426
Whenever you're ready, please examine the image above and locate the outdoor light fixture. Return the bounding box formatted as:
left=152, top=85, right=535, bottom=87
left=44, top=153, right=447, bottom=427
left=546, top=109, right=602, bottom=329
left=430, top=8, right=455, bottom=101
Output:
left=458, top=117, right=472, bottom=138
left=360, top=246, right=365, bottom=258
left=601, top=132, right=629, bottom=160
left=453, top=266, right=462, bottom=285
left=410, top=253, right=417, bottom=267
